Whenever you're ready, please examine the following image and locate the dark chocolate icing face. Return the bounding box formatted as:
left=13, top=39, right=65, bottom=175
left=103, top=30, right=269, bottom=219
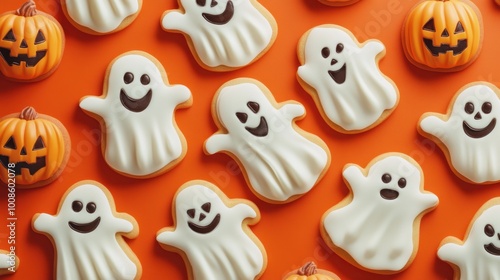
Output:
left=422, top=19, right=467, bottom=57
left=462, top=102, right=496, bottom=139
left=235, top=101, right=269, bottom=137
left=120, top=72, right=153, bottom=113
left=0, top=136, right=46, bottom=176
left=197, top=0, right=234, bottom=25
left=0, top=29, right=47, bottom=67
left=483, top=224, right=500, bottom=256
left=187, top=202, right=221, bottom=234
left=321, top=43, right=346, bottom=85
left=68, top=201, right=101, bottom=234
left=379, top=173, right=407, bottom=200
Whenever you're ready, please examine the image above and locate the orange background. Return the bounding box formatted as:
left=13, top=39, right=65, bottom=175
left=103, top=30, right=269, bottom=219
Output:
left=1, top=0, right=500, bottom=279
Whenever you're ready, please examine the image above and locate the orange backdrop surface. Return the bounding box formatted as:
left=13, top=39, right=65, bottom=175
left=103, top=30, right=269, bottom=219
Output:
left=1, top=0, right=500, bottom=279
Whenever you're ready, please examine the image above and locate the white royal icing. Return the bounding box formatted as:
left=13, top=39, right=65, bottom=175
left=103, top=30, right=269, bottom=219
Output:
left=420, top=83, right=500, bottom=184
left=64, top=0, right=140, bottom=33
left=157, top=181, right=266, bottom=280
left=322, top=154, right=438, bottom=271
left=161, top=0, right=275, bottom=69
left=298, top=25, right=398, bottom=132
left=0, top=253, right=12, bottom=269
left=438, top=200, right=500, bottom=280
left=33, top=182, right=140, bottom=280
left=204, top=80, right=330, bottom=202
left=79, top=52, right=191, bottom=177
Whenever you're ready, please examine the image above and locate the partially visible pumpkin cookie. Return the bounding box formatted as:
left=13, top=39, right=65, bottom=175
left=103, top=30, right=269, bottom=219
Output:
left=0, top=0, right=65, bottom=82
left=0, top=106, right=71, bottom=188
left=283, top=262, right=340, bottom=280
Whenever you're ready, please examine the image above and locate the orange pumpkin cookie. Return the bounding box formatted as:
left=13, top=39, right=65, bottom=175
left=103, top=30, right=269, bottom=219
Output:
left=401, top=0, right=483, bottom=72
left=0, top=0, right=65, bottom=81
left=0, top=106, right=71, bottom=188
left=283, top=262, right=340, bottom=280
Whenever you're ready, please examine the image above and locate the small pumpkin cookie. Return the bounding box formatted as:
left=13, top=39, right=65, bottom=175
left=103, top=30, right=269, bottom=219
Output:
left=0, top=106, right=70, bottom=188
left=401, top=0, right=483, bottom=72
left=0, top=0, right=65, bottom=81
left=283, top=262, right=340, bottom=280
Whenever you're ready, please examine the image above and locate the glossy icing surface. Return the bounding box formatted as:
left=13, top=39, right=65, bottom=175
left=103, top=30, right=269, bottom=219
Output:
left=32, top=181, right=140, bottom=280
left=156, top=181, right=265, bottom=280
left=419, top=83, right=500, bottom=184
left=205, top=79, right=330, bottom=202
left=298, top=25, right=398, bottom=132
left=63, top=0, right=140, bottom=33
left=79, top=52, right=191, bottom=177
left=161, top=0, right=275, bottom=69
left=322, top=154, right=438, bottom=272
left=438, top=199, right=500, bottom=280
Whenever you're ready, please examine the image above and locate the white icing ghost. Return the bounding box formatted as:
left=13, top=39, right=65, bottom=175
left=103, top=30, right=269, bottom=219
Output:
left=204, top=79, right=330, bottom=203
left=32, top=181, right=140, bottom=280
left=297, top=25, right=399, bottom=132
left=63, top=0, right=141, bottom=33
left=438, top=200, right=500, bottom=280
left=161, top=0, right=276, bottom=69
left=419, top=83, right=500, bottom=184
left=322, top=154, right=438, bottom=272
left=79, top=52, right=192, bottom=177
left=156, top=181, right=266, bottom=280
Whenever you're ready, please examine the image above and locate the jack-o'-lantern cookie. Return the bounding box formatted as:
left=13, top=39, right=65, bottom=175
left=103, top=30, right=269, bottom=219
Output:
left=321, top=153, right=438, bottom=273
left=156, top=180, right=267, bottom=280
left=32, top=180, right=141, bottom=280
left=297, top=24, right=399, bottom=133
left=60, top=0, right=143, bottom=35
left=0, top=106, right=70, bottom=188
left=438, top=197, right=500, bottom=280
left=402, top=0, right=483, bottom=72
left=79, top=51, right=192, bottom=178
left=283, top=261, right=340, bottom=280
left=161, top=0, right=277, bottom=71
left=0, top=0, right=65, bottom=81
left=419, top=82, right=500, bottom=184
left=0, top=250, right=19, bottom=275
left=204, top=78, right=331, bottom=203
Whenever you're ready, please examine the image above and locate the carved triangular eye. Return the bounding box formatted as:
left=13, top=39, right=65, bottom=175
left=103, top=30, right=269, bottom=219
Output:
left=441, top=28, right=449, bottom=37
left=423, top=18, right=435, bottom=31
left=236, top=112, right=248, bottom=123
left=33, top=136, right=45, bottom=151
left=3, top=136, right=16, bottom=150
left=35, top=30, right=46, bottom=44
left=2, top=29, right=16, bottom=42
left=187, top=209, right=196, bottom=219
left=247, top=101, right=260, bottom=114
left=201, top=202, right=211, bottom=213
left=455, top=21, right=465, bottom=34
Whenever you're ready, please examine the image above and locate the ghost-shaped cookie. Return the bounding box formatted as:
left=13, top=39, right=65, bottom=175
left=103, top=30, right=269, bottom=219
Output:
left=32, top=180, right=141, bottom=280
left=161, top=0, right=277, bottom=71
left=419, top=82, right=500, bottom=184
left=438, top=198, right=500, bottom=280
left=297, top=25, right=399, bottom=133
left=61, top=0, right=142, bottom=34
left=321, top=153, right=438, bottom=273
left=79, top=51, right=192, bottom=178
left=156, top=180, right=266, bottom=280
left=0, top=250, right=18, bottom=275
left=204, top=78, right=330, bottom=203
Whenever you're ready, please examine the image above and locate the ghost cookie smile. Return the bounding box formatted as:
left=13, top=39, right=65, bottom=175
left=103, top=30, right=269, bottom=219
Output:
left=199, top=0, right=234, bottom=25
left=462, top=102, right=496, bottom=139
left=483, top=224, right=500, bottom=256
left=186, top=202, right=221, bottom=234
left=68, top=201, right=101, bottom=234
left=119, top=72, right=153, bottom=113
left=322, top=44, right=347, bottom=85
left=379, top=173, right=407, bottom=200
left=236, top=101, right=269, bottom=137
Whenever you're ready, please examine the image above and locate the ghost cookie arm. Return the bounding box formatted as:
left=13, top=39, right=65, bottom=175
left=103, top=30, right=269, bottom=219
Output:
left=280, top=103, right=306, bottom=121
left=204, top=134, right=233, bottom=154
left=233, top=202, right=258, bottom=220
left=79, top=96, right=108, bottom=117
left=156, top=228, right=184, bottom=250
left=342, top=165, right=367, bottom=194
left=32, top=213, right=58, bottom=235
left=364, top=40, right=386, bottom=57
left=161, top=10, right=190, bottom=34
left=170, top=85, right=192, bottom=106
left=437, top=239, right=465, bottom=266
left=419, top=114, right=448, bottom=139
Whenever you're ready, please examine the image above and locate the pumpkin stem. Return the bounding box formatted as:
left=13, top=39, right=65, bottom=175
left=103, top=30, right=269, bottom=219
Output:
left=19, top=107, right=38, bottom=120
left=16, top=0, right=37, bottom=17
left=297, top=261, right=318, bottom=276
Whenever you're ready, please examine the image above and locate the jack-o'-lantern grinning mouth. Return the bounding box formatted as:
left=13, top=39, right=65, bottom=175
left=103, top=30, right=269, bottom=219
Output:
left=423, top=38, right=468, bottom=57
left=120, top=89, right=153, bottom=113
left=0, top=48, right=47, bottom=67
left=201, top=0, right=234, bottom=25
left=0, top=155, right=46, bottom=176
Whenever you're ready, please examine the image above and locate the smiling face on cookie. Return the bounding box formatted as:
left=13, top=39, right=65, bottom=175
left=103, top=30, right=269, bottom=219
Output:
left=193, top=0, right=235, bottom=25
left=468, top=206, right=500, bottom=258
